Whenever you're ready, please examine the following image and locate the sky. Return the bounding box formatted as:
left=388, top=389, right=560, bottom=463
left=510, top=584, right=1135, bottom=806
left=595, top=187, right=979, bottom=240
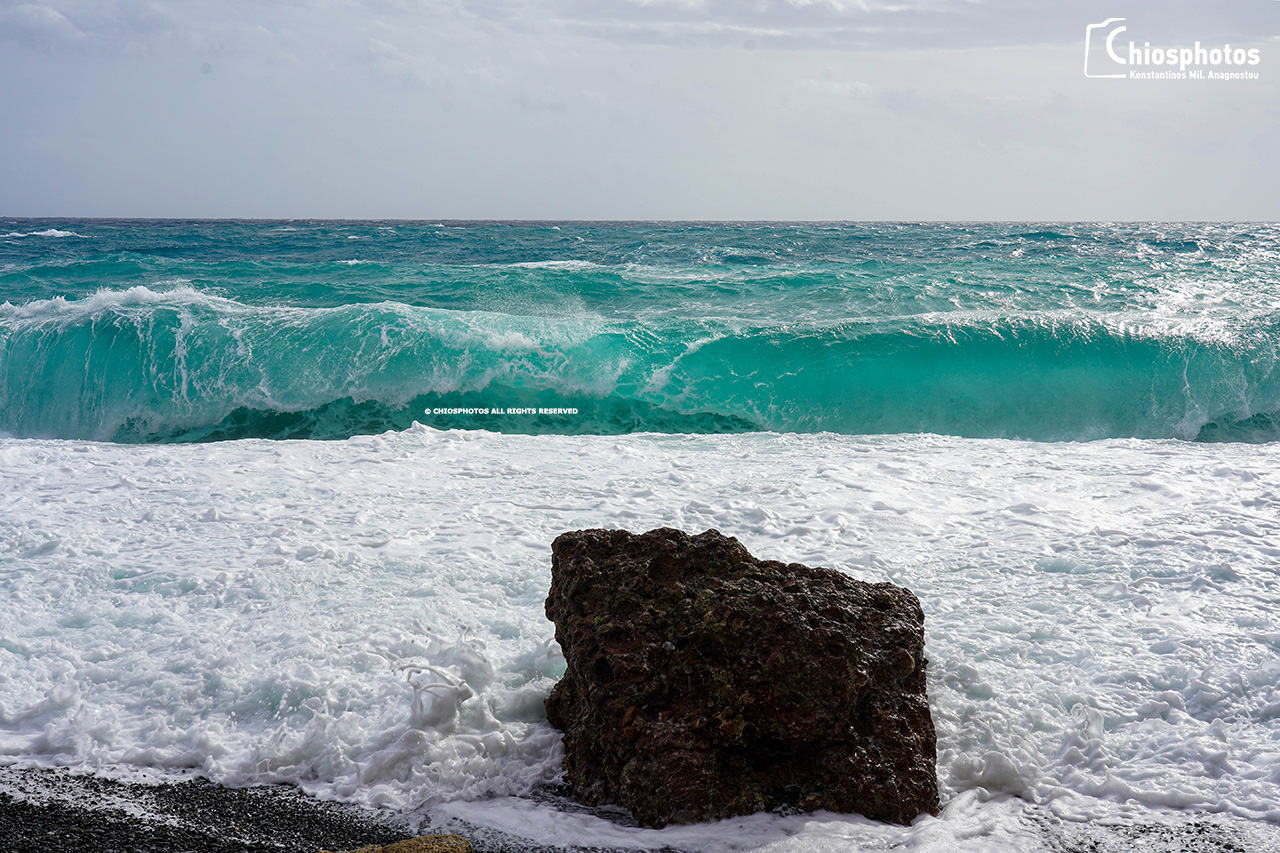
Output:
left=1, top=0, right=1278, bottom=220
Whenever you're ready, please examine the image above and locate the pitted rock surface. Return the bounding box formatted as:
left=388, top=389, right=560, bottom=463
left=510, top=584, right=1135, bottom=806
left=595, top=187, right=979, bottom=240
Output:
left=545, top=527, right=939, bottom=828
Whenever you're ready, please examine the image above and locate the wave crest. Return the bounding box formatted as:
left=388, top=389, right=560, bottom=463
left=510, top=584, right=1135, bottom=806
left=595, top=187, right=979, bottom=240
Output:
left=1, top=288, right=1278, bottom=443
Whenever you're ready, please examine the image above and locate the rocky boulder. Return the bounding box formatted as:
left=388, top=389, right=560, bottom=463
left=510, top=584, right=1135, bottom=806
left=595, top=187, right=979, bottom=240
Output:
left=544, top=527, right=938, bottom=828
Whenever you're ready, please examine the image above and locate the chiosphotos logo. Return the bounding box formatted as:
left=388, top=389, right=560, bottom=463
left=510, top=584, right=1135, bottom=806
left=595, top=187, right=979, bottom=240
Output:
left=1084, top=18, right=1262, bottom=80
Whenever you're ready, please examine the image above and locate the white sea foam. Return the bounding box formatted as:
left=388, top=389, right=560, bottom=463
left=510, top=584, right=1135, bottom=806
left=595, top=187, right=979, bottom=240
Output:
left=0, top=285, right=244, bottom=320
left=505, top=260, right=602, bottom=271
left=1, top=229, right=84, bottom=238
left=1, top=429, right=1279, bottom=849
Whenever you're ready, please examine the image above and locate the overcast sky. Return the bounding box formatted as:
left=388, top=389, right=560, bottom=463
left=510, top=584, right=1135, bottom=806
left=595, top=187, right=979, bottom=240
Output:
left=1, top=0, right=1278, bottom=219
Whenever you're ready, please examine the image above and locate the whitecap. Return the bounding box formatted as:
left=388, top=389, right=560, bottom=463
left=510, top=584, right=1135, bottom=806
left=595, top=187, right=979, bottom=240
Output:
left=2, top=228, right=85, bottom=238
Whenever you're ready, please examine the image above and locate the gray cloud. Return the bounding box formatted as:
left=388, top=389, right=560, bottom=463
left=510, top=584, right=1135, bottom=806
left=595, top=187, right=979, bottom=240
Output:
left=6, top=0, right=1273, bottom=56
left=0, top=0, right=1276, bottom=218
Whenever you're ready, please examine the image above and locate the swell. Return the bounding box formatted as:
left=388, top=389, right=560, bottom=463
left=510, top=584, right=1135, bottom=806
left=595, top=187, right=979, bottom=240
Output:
left=2, top=288, right=1278, bottom=443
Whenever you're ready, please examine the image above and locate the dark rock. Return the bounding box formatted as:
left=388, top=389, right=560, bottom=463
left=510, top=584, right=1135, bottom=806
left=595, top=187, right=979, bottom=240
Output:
left=544, top=527, right=938, bottom=828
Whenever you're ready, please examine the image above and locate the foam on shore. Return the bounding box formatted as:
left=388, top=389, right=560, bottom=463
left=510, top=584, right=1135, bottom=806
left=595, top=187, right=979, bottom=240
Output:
left=2, top=426, right=1280, bottom=849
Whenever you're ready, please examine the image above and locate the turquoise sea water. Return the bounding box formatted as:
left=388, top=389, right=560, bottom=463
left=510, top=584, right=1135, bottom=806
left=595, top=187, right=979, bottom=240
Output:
left=2, top=219, right=1278, bottom=443
left=6, top=220, right=1280, bottom=851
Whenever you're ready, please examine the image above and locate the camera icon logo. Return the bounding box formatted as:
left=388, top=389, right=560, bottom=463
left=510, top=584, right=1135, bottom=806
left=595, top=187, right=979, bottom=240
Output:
left=1084, top=18, right=1128, bottom=78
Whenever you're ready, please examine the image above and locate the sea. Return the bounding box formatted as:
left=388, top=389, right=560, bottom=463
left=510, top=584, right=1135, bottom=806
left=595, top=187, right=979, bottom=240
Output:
left=1, top=219, right=1279, bottom=851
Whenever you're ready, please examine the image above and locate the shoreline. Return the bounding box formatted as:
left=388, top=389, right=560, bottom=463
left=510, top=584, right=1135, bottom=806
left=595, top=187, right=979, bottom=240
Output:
left=5, top=763, right=1279, bottom=853
left=0, top=764, right=410, bottom=853
left=0, top=765, right=649, bottom=853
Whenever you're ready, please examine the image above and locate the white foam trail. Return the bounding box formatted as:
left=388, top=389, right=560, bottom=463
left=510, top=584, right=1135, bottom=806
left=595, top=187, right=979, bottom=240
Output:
left=1, top=229, right=84, bottom=238
left=505, top=260, right=602, bottom=271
